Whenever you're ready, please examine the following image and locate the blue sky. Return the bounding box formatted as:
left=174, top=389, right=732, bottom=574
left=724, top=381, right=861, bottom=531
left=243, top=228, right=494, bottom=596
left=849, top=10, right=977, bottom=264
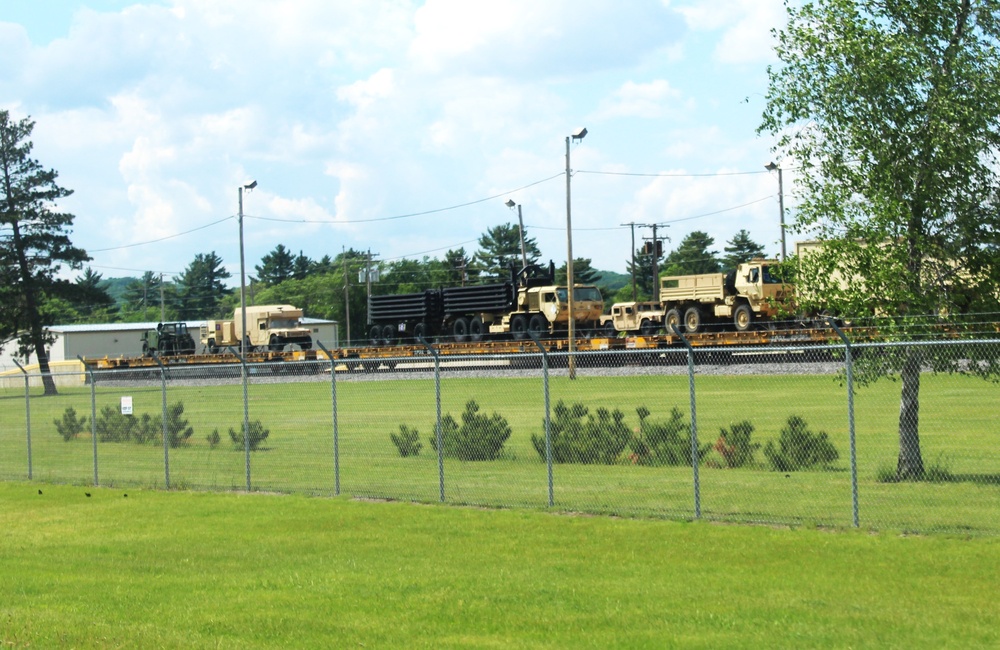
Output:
left=0, top=0, right=792, bottom=284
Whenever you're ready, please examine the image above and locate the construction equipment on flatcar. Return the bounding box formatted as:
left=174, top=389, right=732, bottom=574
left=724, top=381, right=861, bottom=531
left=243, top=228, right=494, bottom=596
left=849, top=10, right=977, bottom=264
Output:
left=367, top=262, right=604, bottom=344
left=141, top=322, right=197, bottom=356
left=201, top=304, right=313, bottom=353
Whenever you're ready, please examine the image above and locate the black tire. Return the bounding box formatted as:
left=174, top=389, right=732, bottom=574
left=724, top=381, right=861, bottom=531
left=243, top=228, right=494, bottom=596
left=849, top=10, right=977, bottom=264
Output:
left=603, top=320, right=617, bottom=336
left=381, top=324, right=396, bottom=345
left=269, top=334, right=283, bottom=352
left=207, top=338, right=218, bottom=354
left=664, top=308, right=683, bottom=334
left=452, top=317, right=469, bottom=343
left=370, top=325, right=382, bottom=346
left=733, top=304, right=754, bottom=332
left=510, top=314, right=528, bottom=340
left=528, top=314, right=547, bottom=339
left=413, top=322, right=427, bottom=342
left=639, top=319, right=659, bottom=336
left=684, top=306, right=704, bottom=334
left=469, top=316, right=485, bottom=342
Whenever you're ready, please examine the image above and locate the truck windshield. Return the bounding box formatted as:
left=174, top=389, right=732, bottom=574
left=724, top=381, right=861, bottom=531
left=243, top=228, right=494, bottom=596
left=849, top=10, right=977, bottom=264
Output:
left=270, top=318, right=300, bottom=328
left=555, top=287, right=603, bottom=302
left=761, top=266, right=784, bottom=284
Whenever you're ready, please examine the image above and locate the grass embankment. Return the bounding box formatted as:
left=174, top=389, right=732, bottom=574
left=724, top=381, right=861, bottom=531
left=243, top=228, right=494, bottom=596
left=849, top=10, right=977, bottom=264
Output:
left=1, top=482, right=998, bottom=649
left=1, top=371, right=998, bottom=532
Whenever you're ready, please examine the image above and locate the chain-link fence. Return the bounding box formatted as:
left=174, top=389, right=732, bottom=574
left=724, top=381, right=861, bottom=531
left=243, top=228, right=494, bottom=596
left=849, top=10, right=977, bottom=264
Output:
left=2, top=337, right=997, bottom=534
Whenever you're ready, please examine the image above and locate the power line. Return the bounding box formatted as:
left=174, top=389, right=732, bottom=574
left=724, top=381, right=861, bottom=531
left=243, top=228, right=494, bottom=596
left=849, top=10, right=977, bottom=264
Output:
left=249, top=173, right=565, bottom=225
left=87, top=216, right=235, bottom=252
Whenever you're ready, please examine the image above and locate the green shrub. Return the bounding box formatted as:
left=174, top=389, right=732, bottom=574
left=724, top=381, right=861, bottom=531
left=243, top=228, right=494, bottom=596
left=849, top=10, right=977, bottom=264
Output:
left=630, top=406, right=710, bottom=466
left=165, top=402, right=194, bottom=448
left=95, top=406, right=140, bottom=443
left=207, top=428, right=221, bottom=449
left=430, top=400, right=511, bottom=461
left=229, top=419, right=270, bottom=451
left=391, top=424, right=422, bottom=457
left=54, top=407, right=87, bottom=442
left=763, top=415, right=839, bottom=471
left=714, top=420, right=760, bottom=468
left=533, top=401, right=631, bottom=465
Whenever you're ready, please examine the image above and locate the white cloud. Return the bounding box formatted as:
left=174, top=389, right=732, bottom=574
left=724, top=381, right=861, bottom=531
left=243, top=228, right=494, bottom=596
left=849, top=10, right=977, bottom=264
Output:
left=596, top=80, right=685, bottom=120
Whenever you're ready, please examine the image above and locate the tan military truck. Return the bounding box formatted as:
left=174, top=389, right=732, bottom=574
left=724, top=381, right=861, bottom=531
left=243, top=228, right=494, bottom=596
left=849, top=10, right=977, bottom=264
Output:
left=659, top=259, right=791, bottom=333
left=599, top=301, right=665, bottom=336
left=201, top=304, right=313, bottom=353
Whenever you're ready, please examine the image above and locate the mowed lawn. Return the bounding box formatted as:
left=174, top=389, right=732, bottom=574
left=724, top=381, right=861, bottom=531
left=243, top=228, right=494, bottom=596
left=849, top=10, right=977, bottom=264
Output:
left=2, top=369, right=999, bottom=533
left=1, top=482, right=998, bottom=649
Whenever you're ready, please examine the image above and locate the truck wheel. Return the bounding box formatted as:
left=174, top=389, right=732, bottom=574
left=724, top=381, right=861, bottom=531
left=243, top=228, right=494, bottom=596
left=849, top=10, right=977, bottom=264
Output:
left=684, top=307, right=704, bottom=334
left=664, top=309, right=683, bottom=333
left=528, top=314, right=547, bottom=339
left=413, top=322, right=427, bottom=342
left=381, top=324, right=396, bottom=345
left=207, top=339, right=218, bottom=354
left=603, top=320, right=617, bottom=336
left=510, top=314, right=528, bottom=340
left=734, top=304, right=754, bottom=332
left=452, top=317, right=469, bottom=343
left=469, top=317, right=485, bottom=342
left=269, top=335, right=283, bottom=351
left=370, top=325, right=382, bottom=346
left=639, top=319, right=659, bottom=336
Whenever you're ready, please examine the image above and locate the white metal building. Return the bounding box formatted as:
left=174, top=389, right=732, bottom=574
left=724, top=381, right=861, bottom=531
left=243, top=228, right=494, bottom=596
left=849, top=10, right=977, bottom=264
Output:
left=0, top=318, right=339, bottom=373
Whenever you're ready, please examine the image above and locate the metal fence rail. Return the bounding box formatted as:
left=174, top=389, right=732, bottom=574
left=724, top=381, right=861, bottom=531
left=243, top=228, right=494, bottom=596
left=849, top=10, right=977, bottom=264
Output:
left=1, top=337, right=997, bottom=534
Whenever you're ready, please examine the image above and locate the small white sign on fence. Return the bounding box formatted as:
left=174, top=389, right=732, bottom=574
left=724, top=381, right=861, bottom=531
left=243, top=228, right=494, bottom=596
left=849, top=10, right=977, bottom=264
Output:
left=120, top=395, right=133, bottom=415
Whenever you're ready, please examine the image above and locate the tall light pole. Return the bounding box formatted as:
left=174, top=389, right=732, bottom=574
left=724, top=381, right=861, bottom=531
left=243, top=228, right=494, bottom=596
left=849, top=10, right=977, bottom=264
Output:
left=566, top=127, right=587, bottom=380
left=505, top=199, right=528, bottom=270
left=765, top=162, right=786, bottom=261
left=238, top=180, right=257, bottom=355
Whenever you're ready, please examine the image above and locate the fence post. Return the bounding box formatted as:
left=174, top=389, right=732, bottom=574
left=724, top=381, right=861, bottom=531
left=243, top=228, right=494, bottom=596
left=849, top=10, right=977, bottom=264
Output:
left=78, top=356, right=99, bottom=487
left=828, top=319, right=860, bottom=528
left=417, top=337, right=444, bottom=503
left=315, top=340, right=340, bottom=496
left=670, top=325, right=701, bottom=519
left=150, top=353, right=171, bottom=489
left=12, top=360, right=32, bottom=480
left=227, top=347, right=252, bottom=492
left=528, top=332, right=554, bottom=507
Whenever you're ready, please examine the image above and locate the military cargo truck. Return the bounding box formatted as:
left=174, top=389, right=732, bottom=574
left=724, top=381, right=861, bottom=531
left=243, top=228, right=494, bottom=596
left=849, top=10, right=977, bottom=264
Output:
left=201, top=304, right=313, bottom=353
left=659, top=259, right=791, bottom=333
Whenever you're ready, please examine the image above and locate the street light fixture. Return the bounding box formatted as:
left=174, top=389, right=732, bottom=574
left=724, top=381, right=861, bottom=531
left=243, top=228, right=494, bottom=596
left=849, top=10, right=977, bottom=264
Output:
left=566, top=127, right=587, bottom=380
left=504, top=198, right=528, bottom=270
left=238, top=180, right=257, bottom=355
left=765, top=162, right=786, bottom=261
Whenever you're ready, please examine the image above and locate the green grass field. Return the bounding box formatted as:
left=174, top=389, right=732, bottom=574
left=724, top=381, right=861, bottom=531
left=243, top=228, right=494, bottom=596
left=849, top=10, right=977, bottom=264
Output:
left=1, top=481, right=998, bottom=649
left=2, top=368, right=998, bottom=533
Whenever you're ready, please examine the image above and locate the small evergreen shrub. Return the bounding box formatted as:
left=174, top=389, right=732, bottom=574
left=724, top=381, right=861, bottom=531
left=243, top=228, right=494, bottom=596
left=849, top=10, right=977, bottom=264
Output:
left=630, top=406, right=710, bottom=466
left=714, top=420, right=760, bottom=468
left=764, top=415, right=839, bottom=471
left=165, top=402, right=194, bottom=448
left=430, top=400, right=511, bottom=461
left=391, top=424, right=422, bottom=457
left=207, top=428, right=221, bottom=449
left=95, top=406, right=140, bottom=443
left=229, top=419, right=271, bottom=451
left=54, top=407, right=87, bottom=442
left=533, top=401, right=631, bottom=465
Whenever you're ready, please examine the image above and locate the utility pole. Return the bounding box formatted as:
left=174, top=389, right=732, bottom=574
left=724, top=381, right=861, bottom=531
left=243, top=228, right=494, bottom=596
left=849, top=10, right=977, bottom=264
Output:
left=159, top=273, right=165, bottom=323
left=342, top=247, right=350, bottom=346
left=638, top=223, right=668, bottom=297
left=621, top=222, right=638, bottom=301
